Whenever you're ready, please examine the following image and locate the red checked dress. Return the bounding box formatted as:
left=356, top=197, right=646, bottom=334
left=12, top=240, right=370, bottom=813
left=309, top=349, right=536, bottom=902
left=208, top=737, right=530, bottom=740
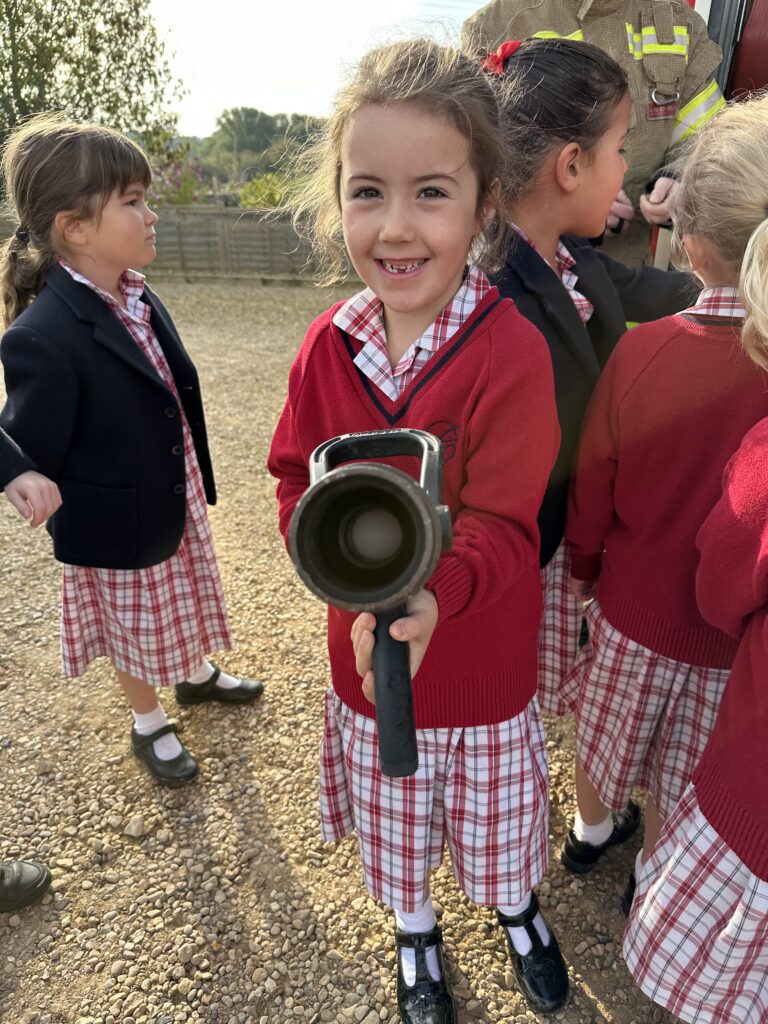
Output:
left=564, top=286, right=765, bottom=817
left=59, top=263, right=232, bottom=686
left=310, top=267, right=551, bottom=912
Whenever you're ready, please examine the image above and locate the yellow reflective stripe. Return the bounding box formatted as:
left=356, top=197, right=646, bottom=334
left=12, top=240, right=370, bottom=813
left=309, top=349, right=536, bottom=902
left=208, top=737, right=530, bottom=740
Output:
left=532, top=29, right=584, bottom=40
left=625, top=22, right=689, bottom=60
left=671, top=80, right=726, bottom=144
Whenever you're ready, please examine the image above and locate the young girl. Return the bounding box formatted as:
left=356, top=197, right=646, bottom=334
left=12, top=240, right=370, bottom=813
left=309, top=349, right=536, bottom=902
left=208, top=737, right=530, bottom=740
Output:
left=562, top=94, right=768, bottom=913
left=486, top=38, right=698, bottom=724
left=0, top=114, right=263, bottom=788
left=624, top=103, right=768, bottom=1018
left=268, top=39, right=569, bottom=1021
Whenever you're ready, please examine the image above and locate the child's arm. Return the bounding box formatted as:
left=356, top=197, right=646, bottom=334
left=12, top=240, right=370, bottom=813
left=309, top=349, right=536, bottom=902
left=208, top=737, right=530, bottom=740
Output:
left=565, top=348, right=623, bottom=585
left=424, top=322, right=560, bottom=621
left=696, top=423, right=768, bottom=640
left=267, top=378, right=310, bottom=545
left=0, top=326, right=79, bottom=479
left=595, top=251, right=698, bottom=325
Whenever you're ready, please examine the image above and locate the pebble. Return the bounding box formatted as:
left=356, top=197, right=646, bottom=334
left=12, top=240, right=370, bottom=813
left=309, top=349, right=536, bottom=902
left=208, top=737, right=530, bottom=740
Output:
left=123, top=816, right=145, bottom=839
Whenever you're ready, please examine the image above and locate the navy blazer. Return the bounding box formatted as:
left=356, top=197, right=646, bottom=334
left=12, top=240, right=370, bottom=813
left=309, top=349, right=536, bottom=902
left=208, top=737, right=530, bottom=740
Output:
left=0, top=265, right=215, bottom=569
left=0, top=425, right=34, bottom=489
left=492, top=236, right=698, bottom=566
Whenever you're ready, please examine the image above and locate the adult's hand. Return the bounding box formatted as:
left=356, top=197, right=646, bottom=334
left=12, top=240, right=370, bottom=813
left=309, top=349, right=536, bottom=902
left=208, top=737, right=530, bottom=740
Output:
left=639, top=176, right=679, bottom=226
left=606, top=189, right=634, bottom=233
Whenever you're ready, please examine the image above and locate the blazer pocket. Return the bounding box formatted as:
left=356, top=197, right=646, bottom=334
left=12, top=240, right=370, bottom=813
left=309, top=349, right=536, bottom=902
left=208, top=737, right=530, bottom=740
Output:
left=53, top=481, right=138, bottom=567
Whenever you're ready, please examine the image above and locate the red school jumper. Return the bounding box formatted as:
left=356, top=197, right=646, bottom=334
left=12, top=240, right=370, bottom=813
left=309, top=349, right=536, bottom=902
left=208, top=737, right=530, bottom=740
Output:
left=566, top=309, right=768, bottom=668
left=694, top=416, right=768, bottom=880
left=268, top=289, right=560, bottom=729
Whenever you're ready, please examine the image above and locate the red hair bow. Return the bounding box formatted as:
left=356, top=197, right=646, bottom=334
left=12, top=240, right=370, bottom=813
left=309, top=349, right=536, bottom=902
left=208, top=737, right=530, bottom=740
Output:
left=482, top=39, right=522, bottom=75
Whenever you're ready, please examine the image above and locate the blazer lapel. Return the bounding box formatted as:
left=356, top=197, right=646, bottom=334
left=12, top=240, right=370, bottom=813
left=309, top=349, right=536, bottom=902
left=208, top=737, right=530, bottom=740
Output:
left=568, top=245, right=628, bottom=348
left=510, top=240, right=601, bottom=379
left=45, top=264, right=173, bottom=393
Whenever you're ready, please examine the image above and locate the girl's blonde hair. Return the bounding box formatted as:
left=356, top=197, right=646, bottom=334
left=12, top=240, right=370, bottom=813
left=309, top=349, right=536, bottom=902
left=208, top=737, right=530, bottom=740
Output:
left=670, top=92, right=768, bottom=367
left=282, top=38, right=516, bottom=283
left=1, top=112, right=151, bottom=326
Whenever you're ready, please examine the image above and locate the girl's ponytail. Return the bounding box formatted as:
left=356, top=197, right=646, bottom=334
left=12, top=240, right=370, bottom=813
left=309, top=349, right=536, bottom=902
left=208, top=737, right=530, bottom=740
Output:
left=0, top=230, right=55, bottom=327
left=740, top=217, right=768, bottom=371
left=1, top=112, right=151, bottom=327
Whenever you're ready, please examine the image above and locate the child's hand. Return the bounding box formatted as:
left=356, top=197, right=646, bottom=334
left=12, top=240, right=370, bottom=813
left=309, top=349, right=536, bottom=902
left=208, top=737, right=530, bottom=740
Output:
left=350, top=588, right=440, bottom=705
left=4, top=471, right=62, bottom=527
left=569, top=576, right=597, bottom=602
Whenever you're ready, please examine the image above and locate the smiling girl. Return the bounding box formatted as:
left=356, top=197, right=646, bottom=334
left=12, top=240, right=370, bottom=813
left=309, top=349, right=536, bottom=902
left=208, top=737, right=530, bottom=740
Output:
left=269, top=39, right=568, bottom=1022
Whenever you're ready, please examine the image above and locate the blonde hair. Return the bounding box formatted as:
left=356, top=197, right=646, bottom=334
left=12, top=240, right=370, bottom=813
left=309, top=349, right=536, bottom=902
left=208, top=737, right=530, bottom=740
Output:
left=670, top=92, right=768, bottom=367
left=1, top=112, right=151, bottom=326
left=280, top=38, right=516, bottom=283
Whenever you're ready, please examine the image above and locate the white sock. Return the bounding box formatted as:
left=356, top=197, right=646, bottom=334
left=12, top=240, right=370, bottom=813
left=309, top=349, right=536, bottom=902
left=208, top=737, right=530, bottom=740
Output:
left=395, top=899, right=441, bottom=986
left=574, top=809, right=614, bottom=846
left=186, top=658, right=240, bottom=689
left=132, top=704, right=183, bottom=761
left=498, top=894, right=551, bottom=956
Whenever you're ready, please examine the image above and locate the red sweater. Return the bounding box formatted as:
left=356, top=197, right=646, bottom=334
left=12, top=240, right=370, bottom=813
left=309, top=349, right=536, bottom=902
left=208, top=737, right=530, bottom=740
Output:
left=268, top=290, right=559, bottom=728
left=566, top=314, right=768, bottom=667
left=695, top=418, right=768, bottom=879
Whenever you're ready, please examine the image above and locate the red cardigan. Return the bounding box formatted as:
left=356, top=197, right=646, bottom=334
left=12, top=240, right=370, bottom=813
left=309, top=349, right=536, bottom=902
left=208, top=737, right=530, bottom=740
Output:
left=695, top=418, right=768, bottom=880
left=268, top=290, right=559, bottom=728
left=566, top=314, right=768, bottom=667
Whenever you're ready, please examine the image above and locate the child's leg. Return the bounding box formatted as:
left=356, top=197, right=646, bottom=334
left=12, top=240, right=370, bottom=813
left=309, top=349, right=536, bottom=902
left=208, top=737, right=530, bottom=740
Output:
left=642, top=796, right=664, bottom=860
left=116, top=668, right=197, bottom=783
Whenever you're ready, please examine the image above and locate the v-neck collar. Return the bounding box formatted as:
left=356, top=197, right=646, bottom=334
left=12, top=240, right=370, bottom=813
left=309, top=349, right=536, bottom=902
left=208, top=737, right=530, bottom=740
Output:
left=332, top=289, right=504, bottom=426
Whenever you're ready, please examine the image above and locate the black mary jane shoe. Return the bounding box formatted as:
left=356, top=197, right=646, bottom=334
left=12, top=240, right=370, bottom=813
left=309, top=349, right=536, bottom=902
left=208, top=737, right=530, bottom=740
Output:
left=497, top=893, right=569, bottom=1014
left=0, top=860, right=52, bottom=913
left=175, top=663, right=265, bottom=706
left=560, top=799, right=641, bottom=875
left=395, top=926, right=458, bottom=1024
left=131, top=724, right=199, bottom=787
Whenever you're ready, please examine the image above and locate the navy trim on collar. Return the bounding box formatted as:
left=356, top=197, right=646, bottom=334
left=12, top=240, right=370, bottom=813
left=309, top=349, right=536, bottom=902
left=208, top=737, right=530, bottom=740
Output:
left=341, top=296, right=503, bottom=426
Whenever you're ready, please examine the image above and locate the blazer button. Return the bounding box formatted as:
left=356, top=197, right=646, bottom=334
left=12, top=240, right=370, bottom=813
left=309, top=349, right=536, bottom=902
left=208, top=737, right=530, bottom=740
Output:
left=173, top=483, right=185, bottom=495
left=171, top=444, right=183, bottom=455
left=164, top=406, right=178, bottom=418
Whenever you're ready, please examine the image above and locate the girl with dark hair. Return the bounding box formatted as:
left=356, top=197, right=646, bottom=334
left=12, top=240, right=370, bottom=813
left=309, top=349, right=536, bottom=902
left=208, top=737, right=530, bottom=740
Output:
left=0, top=114, right=263, bottom=788
left=487, top=37, right=697, bottom=739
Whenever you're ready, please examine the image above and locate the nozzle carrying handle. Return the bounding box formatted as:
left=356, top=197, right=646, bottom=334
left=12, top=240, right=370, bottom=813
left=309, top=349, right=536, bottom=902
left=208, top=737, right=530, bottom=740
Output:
left=372, top=605, right=418, bottom=778
left=309, top=429, right=444, bottom=509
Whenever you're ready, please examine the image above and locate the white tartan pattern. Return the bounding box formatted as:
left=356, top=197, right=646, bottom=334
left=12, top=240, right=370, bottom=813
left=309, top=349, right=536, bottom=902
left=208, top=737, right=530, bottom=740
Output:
left=320, top=689, right=549, bottom=911
left=624, top=783, right=768, bottom=1024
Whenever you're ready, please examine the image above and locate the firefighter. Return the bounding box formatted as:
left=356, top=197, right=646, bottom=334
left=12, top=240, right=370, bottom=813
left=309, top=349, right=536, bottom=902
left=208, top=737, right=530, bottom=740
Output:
left=463, top=0, right=724, bottom=256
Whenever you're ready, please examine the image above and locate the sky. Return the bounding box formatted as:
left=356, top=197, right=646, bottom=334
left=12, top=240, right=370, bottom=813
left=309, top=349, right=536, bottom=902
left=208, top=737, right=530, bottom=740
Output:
left=149, top=0, right=483, bottom=138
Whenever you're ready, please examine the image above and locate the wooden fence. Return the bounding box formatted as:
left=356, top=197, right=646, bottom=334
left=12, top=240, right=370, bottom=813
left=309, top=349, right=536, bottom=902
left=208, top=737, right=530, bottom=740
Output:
left=0, top=207, right=318, bottom=283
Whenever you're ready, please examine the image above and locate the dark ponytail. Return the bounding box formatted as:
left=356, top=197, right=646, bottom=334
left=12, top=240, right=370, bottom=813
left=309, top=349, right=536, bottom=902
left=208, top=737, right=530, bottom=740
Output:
left=493, top=38, right=628, bottom=200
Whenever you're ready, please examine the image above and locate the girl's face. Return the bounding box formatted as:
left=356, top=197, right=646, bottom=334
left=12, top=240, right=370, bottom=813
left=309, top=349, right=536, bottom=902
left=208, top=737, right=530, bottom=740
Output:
left=78, top=183, right=158, bottom=275
left=340, top=103, right=491, bottom=341
left=569, top=95, right=631, bottom=237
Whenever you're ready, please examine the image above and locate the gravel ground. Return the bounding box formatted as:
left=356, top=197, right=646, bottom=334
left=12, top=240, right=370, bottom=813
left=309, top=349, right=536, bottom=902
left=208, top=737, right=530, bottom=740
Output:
left=0, top=281, right=676, bottom=1024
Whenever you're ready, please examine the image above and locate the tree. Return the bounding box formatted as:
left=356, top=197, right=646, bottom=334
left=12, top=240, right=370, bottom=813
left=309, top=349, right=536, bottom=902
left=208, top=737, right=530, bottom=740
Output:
left=0, top=0, right=183, bottom=157
left=213, top=108, right=277, bottom=160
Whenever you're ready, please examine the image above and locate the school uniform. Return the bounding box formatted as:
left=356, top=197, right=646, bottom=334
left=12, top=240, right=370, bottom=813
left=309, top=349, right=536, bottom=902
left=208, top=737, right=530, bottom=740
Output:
left=492, top=232, right=698, bottom=712
left=624, top=418, right=768, bottom=1024
left=268, top=267, right=559, bottom=912
left=0, top=263, right=231, bottom=685
left=565, top=288, right=768, bottom=817
left=0, top=426, right=34, bottom=489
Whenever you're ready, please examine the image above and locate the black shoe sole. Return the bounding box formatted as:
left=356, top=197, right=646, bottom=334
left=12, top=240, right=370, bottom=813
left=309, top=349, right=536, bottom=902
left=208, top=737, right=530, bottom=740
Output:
left=560, top=847, right=601, bottom=874
left=175, top=684, right=265, bottom=706
left=132, top=750, right=199, bottom=787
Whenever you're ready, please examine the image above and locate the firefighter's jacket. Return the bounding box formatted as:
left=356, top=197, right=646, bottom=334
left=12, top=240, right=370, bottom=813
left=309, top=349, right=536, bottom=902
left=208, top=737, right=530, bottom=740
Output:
left=462, top=0, right=724, bottom=202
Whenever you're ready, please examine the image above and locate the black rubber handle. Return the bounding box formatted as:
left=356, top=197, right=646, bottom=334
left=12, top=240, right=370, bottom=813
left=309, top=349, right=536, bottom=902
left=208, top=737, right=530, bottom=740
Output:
left=372, top=605, right=419, bottom=778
